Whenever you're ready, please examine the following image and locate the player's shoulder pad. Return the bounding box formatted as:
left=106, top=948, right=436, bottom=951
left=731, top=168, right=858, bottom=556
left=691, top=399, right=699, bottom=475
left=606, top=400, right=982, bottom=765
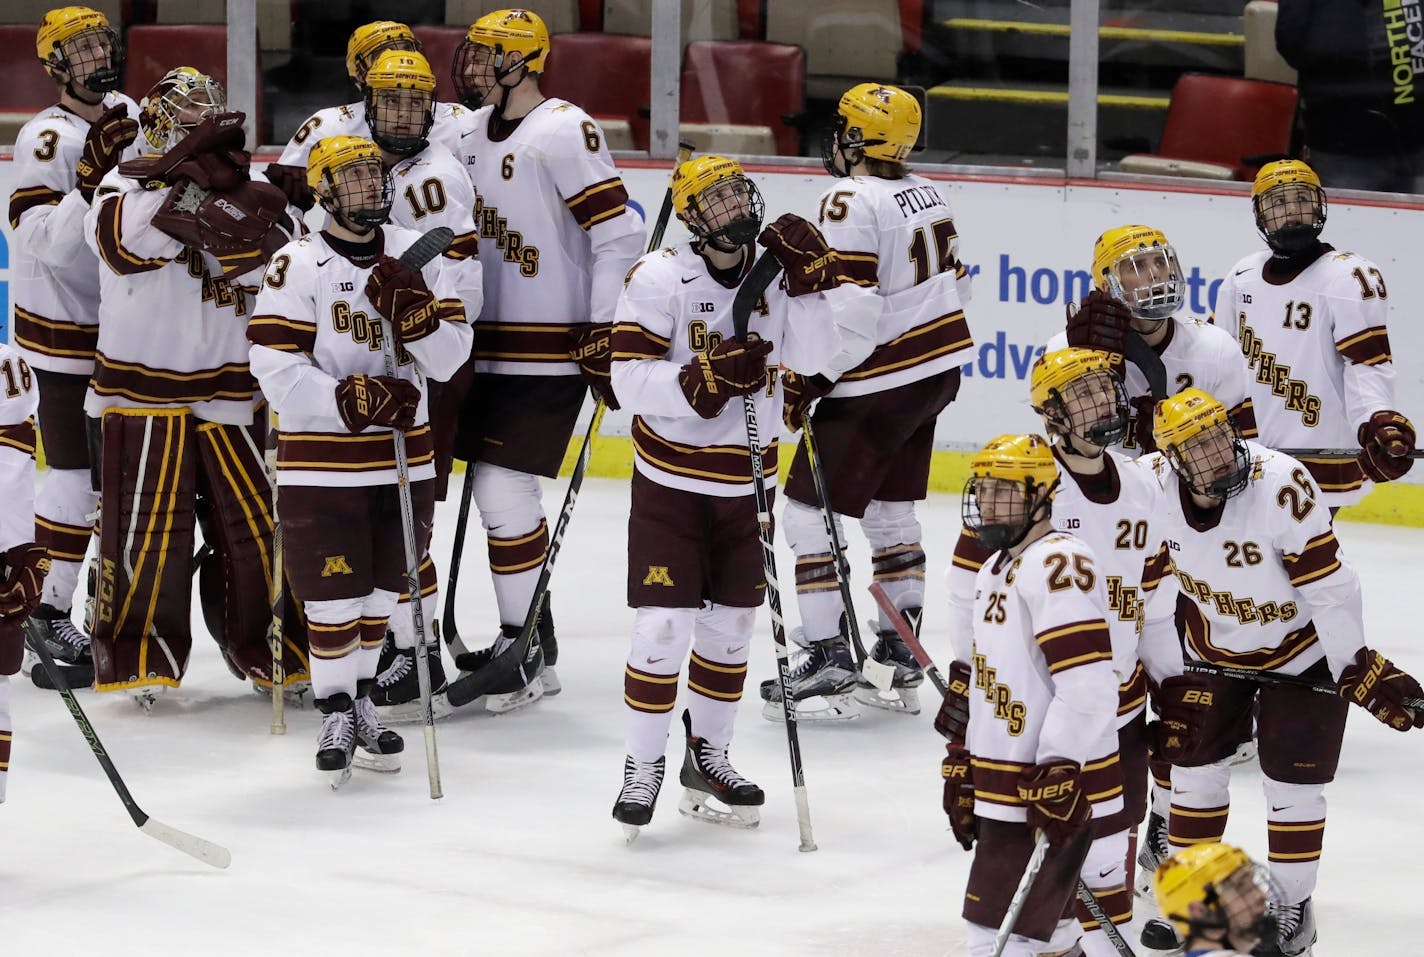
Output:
left=624, top=245, right=685, bottom=292
left=14, top=106, right=85, bottom=149
left=1132, top=451, right=1176, bottom=490
left=524, top=98, right=601, bottom=149
left=1319, top=248, right=1382, bottom=294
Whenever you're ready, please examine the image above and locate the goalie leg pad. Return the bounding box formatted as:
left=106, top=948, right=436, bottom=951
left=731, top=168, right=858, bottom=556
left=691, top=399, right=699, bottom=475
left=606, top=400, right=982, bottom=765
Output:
left=91, top=409, right=197, bottom=692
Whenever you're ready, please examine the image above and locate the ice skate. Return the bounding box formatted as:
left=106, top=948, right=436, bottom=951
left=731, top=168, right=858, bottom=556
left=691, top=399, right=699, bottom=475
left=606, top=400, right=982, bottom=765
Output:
left=131, top=685, right=166, bottom=714
left=677, top=711, right=763, bottom=828
left=759, top=631, right=858, bottom=721
left=352, top=680, right=403, bottom=773
left=448, top=624, right=546, bottom=714
left=21, top=604, right=94, bottom=685
left=1135, top=810, right=1170, bottom=898
left=1138, top=917, right=1182, bottom=953
left=371, top=634, right=453, bottom=724
left=1255, top=897, right=1315, bottom=956
left=612, top=754, right=665, bottom=844
left=853, top=621, right=924, bottom=715
left=535, top=593, right=560, bottom=696
left=314, top=692, right=358, bottom=790
left=250, top=672, right=312, bottom=709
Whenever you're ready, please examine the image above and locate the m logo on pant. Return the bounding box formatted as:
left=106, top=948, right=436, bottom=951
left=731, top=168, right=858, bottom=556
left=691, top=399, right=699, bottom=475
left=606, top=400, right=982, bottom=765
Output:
left=642, top=565, right=675, bottom=587
left=321, top=555, right=354, bottom=577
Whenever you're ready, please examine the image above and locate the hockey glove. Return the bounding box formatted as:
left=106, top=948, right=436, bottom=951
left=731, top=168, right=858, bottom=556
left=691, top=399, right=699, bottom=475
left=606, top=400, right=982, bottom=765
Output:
left=335, top=374, right=420, bottom=433
left=76, top=105, right=139, bottom=203
left=1357, top=410, right=1416, bottom=482
left=780, top=369, right=834, bottom=432
left=678, top=336, right=774, bottom=419
left=758, top=213, right=842, bottom=297
left=120, top=112, right=251, bottom=192
left=261, top=162, right=315, bottom=211
left=0, top=543, right=50, bottom=621
left=365, top=255, right=441, bottom=345
left=1065, top=289, right=1133, bottom=355
left=933, top=659, right=973, bottom=745
left=1337, top=647, right=1424, bottom=731
left=1153, top=673, right=1216, bottom=763
left=195, top=180, right=287, bottom=252
left=942, top=744, right=977, bottom=851
left=568, top=323, right=620, bottom=410
left=1018, top=759, right=1089, bottom=846
left=1129, top=395, right=1161, bottom=454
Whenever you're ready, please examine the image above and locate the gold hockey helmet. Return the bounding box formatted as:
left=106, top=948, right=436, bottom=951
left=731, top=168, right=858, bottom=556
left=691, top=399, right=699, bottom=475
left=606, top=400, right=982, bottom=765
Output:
left=364, top=49, right=437, bottom=157
left=345, top=20, right=420, bottom=86
left=1251, top=160, right=1327, bottom=256
left=1154, top=842, right=1276, bottom=949
left=1153, top=387, right=1251, bottom=499
left=1030, top=347, right=1129, bottom=449
left=36, top=6, right=123, bottom=93
left=465, top=8, right=550, bottom=72
left=962, top=434, right=1058, bottom=551
left=671, top=155, right=765, bottom=250
left=1091, top=224, right=1184, bottom=322
left=307, top=135, right=394, bottom=229
left=822, top=83, right=921, bottom=175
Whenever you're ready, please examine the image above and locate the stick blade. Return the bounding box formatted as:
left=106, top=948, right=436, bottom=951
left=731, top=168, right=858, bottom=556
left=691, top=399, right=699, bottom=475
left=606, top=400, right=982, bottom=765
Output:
left=139, top=817, right=232, bottom=869
left=397, top=226, right=455, bottom=270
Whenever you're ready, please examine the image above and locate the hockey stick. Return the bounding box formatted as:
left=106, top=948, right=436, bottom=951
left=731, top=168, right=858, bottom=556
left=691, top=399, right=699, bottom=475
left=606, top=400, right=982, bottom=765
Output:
left=441, top=466, right=475, bottom=658
left=265, top=402, right=286, bottom=734
left=25, top=627, right=232, bottom=868
left=735, top=248, right=817, bottom=852
left=1075, top=881, right=1138, bottom=957
left=381, top=225, right=455, bottom=799
left=993, top=831, right=1051, bottom=957
left=1275, top=447, right=1424, bottom=460
left=1183, top=660, right=1424, bottom=709
left=868, top=582, right=949, bottom=696
left=802, top=414, right=893, bottom=691
left=1124, top=331, right=1167, bottom=401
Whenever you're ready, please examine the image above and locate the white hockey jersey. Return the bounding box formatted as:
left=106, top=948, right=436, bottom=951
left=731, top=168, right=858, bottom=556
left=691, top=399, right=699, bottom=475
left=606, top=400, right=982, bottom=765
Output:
left=453, top=101, right=644, bottom=376
left=1144, top=441, right=1365, bottom=679
left=385, top=142, right=483, bottom=315
left=249, top=225, right=471, bottom=488
left=611, top=244, right=843, bottom=497
left=1215, top=247, right=1399, bottom=507
left=0, top=344, right=39, bottom=553
left=966, top=531, right=1121, bottom=824
left=8, top=93, right=140, bottom=375
left=813, top=173, right=974, bottom=398
left=276, top=100, right=473, bottom=167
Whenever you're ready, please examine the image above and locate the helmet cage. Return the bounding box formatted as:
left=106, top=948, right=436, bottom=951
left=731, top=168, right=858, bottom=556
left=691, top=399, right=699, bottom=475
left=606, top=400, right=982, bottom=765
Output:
left=820, top=116, right=861, bottom=177
left=1038, top=367, right=1130, bottom=450
left=1168, top=861, right=1280, bottom=952
left=1104, top=244, right=1185, bottom=321
left=317, top=156, right=395, bottom=230
left=962, top=475, right=1053, bottom=552
left=47, top=24, right=123, bottom=93
left=1164, top=419, right=1252, bottom=500
left=365, top=86, right=435, bottom=157
left=143, top=73, right=226, bottom=152
left=684, top=174, right=766, bottom=250
left=1253, top=181, right=1327, bottom=256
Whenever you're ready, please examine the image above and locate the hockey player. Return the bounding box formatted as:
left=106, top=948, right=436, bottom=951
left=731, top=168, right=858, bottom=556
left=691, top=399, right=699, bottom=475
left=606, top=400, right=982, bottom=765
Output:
left=9, top=5, right=138, bottom=683
left=1153, top=843, right=1279, bottom=957
left=250, top=135, right=472, bottom=784
left=1215, top=159, right=1414, bottom=511
left=0, top=343, right=48, bottom=802
left=606, top=156, right=845, bottom=837
left=765, top=82, right=973, bottom=720
left=82, top=67, right=306, bottom=708
left=356, top=49, right=484, bottom=723
left=1147, top=387, right=1424, bottom=956
left=444, top=8, right=643, bottom=708
left=943, top=433, right=1120, bottom=957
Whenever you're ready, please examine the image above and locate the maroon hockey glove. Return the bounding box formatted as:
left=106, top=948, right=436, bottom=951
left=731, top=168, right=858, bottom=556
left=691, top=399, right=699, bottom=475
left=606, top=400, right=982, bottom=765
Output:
left=120, top=112, right=251, bottom=191
left=1357, top=410, right=1416, bottom=482
left=335, top=374, right=421, bottom=433
left=0, top=543, right=50, bottom=621
left=365, top=255, right=441, bottom=345
left=1153, top=673, right=1216, bottom=763
left=568, top=323, right=620, bottom=410
left=1129, top=395, right=1160, bottom=453
left=76, top=105, right=139, bottom=203
left=195, top=180, right=287, bottom=252
left=942, top=744, right=977, bottom=851
left=758, top=213, right=842, bottom=297
left=933, top=659, right=973, bottom=745
left=1017, top=759, right=1089, bottom=846
left=1338, top=647, right=1424, bottom=731
left=1065, top=289, right=1133, bottom=354
left=261, top=162, right=315, bottom=212
left=780, top=370, right=834, bottom=432
left=678, top=336, right=774, bottom=419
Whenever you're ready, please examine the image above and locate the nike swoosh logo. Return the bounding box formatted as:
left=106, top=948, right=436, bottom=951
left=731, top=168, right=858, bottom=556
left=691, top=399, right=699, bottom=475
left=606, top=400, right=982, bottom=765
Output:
left=681, top=277, right=696, bottom=284
left=1099, top=866, right=1116, bottom=879
left=1235, top=267, right=1251, bottom=275
left=645, top=656, right=667, bottom=665
left=724, top=646, right=746, bottom=656
left=461, top=129, right=478, bottom=138
left=317, top=257, right=333, bottom=267
left=1270, top=804, right=1291, bottom=812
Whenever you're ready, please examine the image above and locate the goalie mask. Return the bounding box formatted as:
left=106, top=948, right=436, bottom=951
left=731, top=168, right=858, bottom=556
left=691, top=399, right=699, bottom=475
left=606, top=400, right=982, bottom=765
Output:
left=671, top=155, right=765, bottom=252
left=962, top=434, right=1058, bottom=552
left=307, top=135, right=394, bottom=232
left=1030, top=348, right=1129, bottom=453
left=454, top=8, right=550, bottom=111
left=1153, top=388, right=1252, bottom=501
left=364, top=49, right=437, bottom=157
left=139, top=67, right=225, bottom=153
left=36, top=5, right=124, bottom=97
left=822, top=83, right=920, bottom=177
left=1092, top=224, right=1185, bottom=322
left=1155, top=843, right=1280, bottom=953
left=346, top=20, right=420, bottom=91
left=1252, top=160, right=1327, bottom=258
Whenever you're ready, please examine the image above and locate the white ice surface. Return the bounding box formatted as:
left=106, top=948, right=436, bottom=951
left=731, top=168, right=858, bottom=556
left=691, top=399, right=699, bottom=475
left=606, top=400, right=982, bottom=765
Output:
left=3, top=478, right=1421, bottom=955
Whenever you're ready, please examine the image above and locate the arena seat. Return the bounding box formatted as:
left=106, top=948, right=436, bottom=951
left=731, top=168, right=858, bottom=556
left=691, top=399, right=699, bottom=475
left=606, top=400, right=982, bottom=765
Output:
left=0, top=24, right=56, bottom=143
left=1119, top=73, right=1297, bottom=181
left=444, top=0, right=581, bottom=34
left=155, top=0, right=293, bottom=67
left=766, top=0, right=901, bottom=100
left=602, top=0, right=738, bottom=47
left=3, top=0, right=123, bottom=26
left=412, top=25, right=470, bottom=105
left=680, top=40, right=805, bottom=156
left=540, top=32, right=651, bottom=150
left=1244, top=0, right=1296, bottom=84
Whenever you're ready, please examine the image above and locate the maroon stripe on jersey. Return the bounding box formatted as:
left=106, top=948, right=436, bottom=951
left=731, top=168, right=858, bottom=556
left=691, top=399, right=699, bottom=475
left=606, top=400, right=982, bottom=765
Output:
left=1169, top=802, right=1230, bottom=847
left=794, top=553, right=838, bottom=593
left=1284, top=530, right=1342, bottom=587
left=1140, top=542, right=1171, bottom=593
left=486, top=518, right=549, bottom=576
left=953, top=528, right=994, bottom=573
left=1230, top=398, right=1258, bottom=439
left=1179, top=599, right=1320, bottom=670
left=473, top=320, right=581, bottom=363
left=1118, top=661, right=1147, bottom=716
left=1296, top=455, right=1366, bottom=493
left=839, top=310, right=973, bottom=383
left=687, top=650, right=748, bottom=703
left=92, top=352, right=255, bottom=405
left=8, top=186, right=63, bottom=229
left=631, top=417, right=776, bottom=485
left=970, top=757, right=1031, bottom=808
left=398, top=555, right=438, bottom=602
left=308, top=618, right=360, bottom=659
left=611, top=321, right=670, bottom=362
left=0, top=419, right=37, bottom=458
left=94, top=194, right=171, bottom=275
left=1335, top=325, right=1392, bottom=366
left=443, top=230, right=481, bottom=261
left=37, top=515, right=94, bottom=564
left=248, top=314, right=317, bottom=355
left=838, top=251, right=879, bottom=288
left=1034, top=618, right=1113, bottom=674
left=12, top=306, right=99, bottom=362
left=277, top=426, right=435, bottom=474
left=1082, top=751, right=1125, bottom=805
left=625, top=663, right=679, bottom=714
left=1076, top=884, right=1132, bottom=932
left=1267, top=817, right=1326, bottom=863
left=565, top=177, right=629, bottom=231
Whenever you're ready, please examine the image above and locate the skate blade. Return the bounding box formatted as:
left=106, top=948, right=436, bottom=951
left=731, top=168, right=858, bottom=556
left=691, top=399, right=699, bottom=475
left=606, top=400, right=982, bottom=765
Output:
left=621, top=823, right=644, bottom=845
left=540, top=666, right=562, bottom=697
left=852, top=684, right=921, bottom=715
left=325, top=766, right=353, bottom=790
left=760, top=693, right=860, bottom=723
left=353, top=751, right=401, bottom=773
left=1229, top=737, right=1258, bottom=766
left=677, top=788, right=760, bottom=829
left=20, top=648, right=35, bottom=677
left=375, top=692, right=455, bottom=726
left=252, top=680, right=312, bottom=709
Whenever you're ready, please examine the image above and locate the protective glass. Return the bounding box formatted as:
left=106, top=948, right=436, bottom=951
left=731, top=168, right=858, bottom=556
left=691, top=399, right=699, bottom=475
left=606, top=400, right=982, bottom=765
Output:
left=1106, top=244, right=1184, bottom=321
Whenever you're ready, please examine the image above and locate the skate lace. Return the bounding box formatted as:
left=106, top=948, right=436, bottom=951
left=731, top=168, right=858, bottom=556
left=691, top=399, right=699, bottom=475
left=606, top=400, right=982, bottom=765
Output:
left=623, top=760, right=663, bottom=804
left=377, top=649, right=412, bottom=689
left=1273, top=901, right=1304, bottom=938
left=52, top=617, right=90, bottom=652
left=353, top=696, right=388, bottom=740
left=696, top=743, right=752, bottom=789
left=318, top=708, right=355, bottom=751
left=788, top=641, right=837, bottom=680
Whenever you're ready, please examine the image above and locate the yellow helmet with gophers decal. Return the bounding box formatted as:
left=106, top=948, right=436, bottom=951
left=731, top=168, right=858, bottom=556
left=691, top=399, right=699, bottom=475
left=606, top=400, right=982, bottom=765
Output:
left=671, top=155, right=765, bottom=250
left=1030, top=348, right=1130, bottom=449
left=962, top=434, right=1058, bottom=551
left=307, top=135, right=394, bottom=229
left=823, top=83, right=921, bottom=174
left=1154, top=843, right=1257, bottom=938
left=345, top=20, right=419, bottom=86
left=363, top=49, right=437, bottom=156
left=37, top=6, right=123, bottom=93
left=1251, top=159, right=1327, bottom=256
left=1091, top=224, right=1184, bottom=321
left=465, top=8, right=550, bottom=73
left=967, top=433, right=1058, bottom=488
left=1153, top=387, right=1251, bottom=499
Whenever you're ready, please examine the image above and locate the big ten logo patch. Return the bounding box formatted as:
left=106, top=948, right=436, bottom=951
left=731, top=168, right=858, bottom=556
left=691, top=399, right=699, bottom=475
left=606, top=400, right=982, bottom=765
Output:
left=642, top=565, right=675, bottom=587
left=321, top=555, right=354, bottom=577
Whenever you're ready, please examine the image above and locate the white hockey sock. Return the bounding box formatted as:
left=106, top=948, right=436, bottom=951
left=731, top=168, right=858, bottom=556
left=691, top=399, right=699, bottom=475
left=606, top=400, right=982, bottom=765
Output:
left=783, top=498, right=847, bottom=643
left=623, top=607, right=695, bottom=763
left=686, top=604, right=753, bottom=749
left=36, top=467, right=99, bottom=609
left=1077, top=829, right=1131, bottom=956
left=862, top=499, right=925, bottom=630
left=306, top=596, right=365, bottom=699
left=473, top=463, right=547, bottom=627
left=1169, top=758, right=1232, bottom=851
left=390, top=554, right=439, bottom=650
left=1263, top=777, right=1327, bottom=904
